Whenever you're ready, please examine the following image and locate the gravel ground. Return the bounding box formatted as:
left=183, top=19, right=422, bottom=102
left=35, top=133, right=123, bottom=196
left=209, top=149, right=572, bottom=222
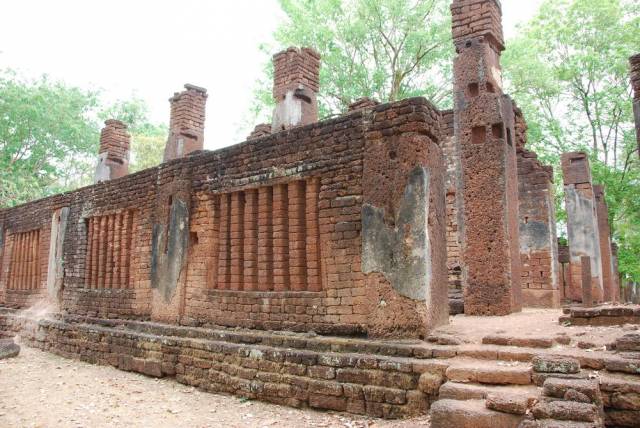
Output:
left=0, top=345, right=429, bottom=428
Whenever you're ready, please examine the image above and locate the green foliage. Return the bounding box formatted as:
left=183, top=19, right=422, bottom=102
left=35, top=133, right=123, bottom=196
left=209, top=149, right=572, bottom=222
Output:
left=502, top=0, right=640, bottom=280
left=0, top=71, right=100, bottom=207
left=99, top=97, right=166, bottom=172
left=0, top=72, right=167, bottom=208
left=254, top=0, right=453, bottom=119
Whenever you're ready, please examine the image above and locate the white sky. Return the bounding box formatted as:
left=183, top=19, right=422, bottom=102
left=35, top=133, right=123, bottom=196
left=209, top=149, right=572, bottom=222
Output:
left=0, top=0, right=544, bottom=151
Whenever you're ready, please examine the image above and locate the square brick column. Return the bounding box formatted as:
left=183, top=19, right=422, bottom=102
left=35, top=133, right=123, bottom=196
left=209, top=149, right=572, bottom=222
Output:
left=440, top=109, right=464, bottom=314
left=94, top=120, right=130, bottom=183
left=630, top=54, right=640, bottom=157
left=515, top=108, right=560, bottom=308
left=163, top=84, right=208, bottom=162
left=451, top=0, right=522, bottom=315
left=271, top=47, right=320, bottom=132
left=594, top=185, right=616, bottom=302
left=561, top=152, right=603, bottom=303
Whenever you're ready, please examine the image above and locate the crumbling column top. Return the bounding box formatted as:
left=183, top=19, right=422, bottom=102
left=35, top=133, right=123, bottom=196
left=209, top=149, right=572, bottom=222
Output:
left=561, top=151, right=592, bottom=185
left=169, top=83, right=208, bottom=102
left=348, top=97, right=380, bottom=112
left=450, top=0, right=505, bottom=52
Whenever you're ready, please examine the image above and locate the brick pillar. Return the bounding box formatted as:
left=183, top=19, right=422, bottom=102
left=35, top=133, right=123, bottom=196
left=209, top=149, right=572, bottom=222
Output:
left=561, top=152, right=603, bottom=303
left=441, top=109, right=464, bottom=314
left=515, top=107, right=560, bottom=308
left=611, top=243, right=621, bottom=302
left=271, top=47, right=320, bottom=132
left=94, top=119, right=130, bottom=183
left=164, top=84, right=208, bottom=162
left=630, top=54, right=640, bottom=157
left=594, top=185, right=616, bottom=302
left=451, top=0, right=522, bottom=315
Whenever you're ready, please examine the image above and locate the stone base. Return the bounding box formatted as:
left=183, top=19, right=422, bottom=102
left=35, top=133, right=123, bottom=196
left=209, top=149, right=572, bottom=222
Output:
left=522, top=289, right=561, bottom=309
left=560, top=305, right=640, bottom=326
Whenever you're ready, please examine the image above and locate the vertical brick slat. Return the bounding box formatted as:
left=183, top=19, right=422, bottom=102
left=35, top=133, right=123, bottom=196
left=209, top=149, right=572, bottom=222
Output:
left=8, top=236, right=16, bottom=289
left=85, top=218, right=93, bottom=288
left=217, top=193, right=231, bottom=290
left=243, top=189, right=258, bottom=291
left=305, top=178, right=321, bottom=291
left=30, top=231, right=36, bottom=289
left=288, top=181, right=307, bottom=291
left=208, top=195, right=220, bottom=289
left=98, top=216, right=107, bottom=288
left=230, top=192, right=245, bottom=291
left=35, top=229, right=41, bottom=289
left=91, top=217, right=99, bottom=289
left=113, top=213, right=122, bottom=288
left=17, top=233, right=25, bottom=290
left=124, top=211, right=134, bottom=288
left=257, top=186, right=273, bottom=291
left=106, top=214, right=115, bottom=289
left=272, top=184, right=289, bottom=291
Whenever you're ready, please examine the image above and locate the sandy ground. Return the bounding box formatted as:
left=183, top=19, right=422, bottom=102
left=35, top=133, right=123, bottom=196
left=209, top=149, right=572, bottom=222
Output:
left=437, top=308, right=632, bottom=348
left=0, top=346, right=429, bottom=428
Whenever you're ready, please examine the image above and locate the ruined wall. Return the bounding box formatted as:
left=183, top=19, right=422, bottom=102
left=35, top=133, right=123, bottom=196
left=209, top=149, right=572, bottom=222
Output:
left=594, top=185, right=616, bottom=302
left=561, top=152, right=603, bottom=303
left=0, top=98, right=447, bottom=339
left=630, top=54, right=640, bottom=157
left=451, top=0, right=521, bottom=315
left=515, top=109, right=559, bottom=308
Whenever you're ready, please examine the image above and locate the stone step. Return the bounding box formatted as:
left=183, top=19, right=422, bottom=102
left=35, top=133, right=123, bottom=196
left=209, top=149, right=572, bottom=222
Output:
left=482, top=334, right=570, bottom=349
left=445, top=358, right=532, bottom=385
left=439, top=381, right=540, bottom=402
left=430, top=399, right=524, bottom=428
left=526, top=420, right=601, bottom=428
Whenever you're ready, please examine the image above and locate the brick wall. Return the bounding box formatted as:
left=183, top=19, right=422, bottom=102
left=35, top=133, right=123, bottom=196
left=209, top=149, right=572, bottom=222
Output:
left=0, top=97, right=447, bottom=339
left=515, top=108, right=560, bottom=308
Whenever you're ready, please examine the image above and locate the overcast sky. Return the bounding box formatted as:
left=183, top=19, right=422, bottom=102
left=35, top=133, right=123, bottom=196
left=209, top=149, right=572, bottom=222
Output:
left=0, top=0, right=544, bottom=151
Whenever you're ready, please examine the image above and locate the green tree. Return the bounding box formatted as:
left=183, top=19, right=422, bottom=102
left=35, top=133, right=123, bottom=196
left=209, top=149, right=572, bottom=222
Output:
left=254, top=0, right=453, bottom=119
left=0, top=70, right=100, bottom=207
left=99, top=97, right=166, bottom=172
left=502, top=0, right=640, bottom=280
left=0, top=73, right=167, bottom=208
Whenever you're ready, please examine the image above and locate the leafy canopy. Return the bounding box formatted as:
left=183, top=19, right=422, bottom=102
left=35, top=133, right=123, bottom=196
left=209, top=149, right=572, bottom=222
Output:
left=254, top=0, right=453, bottom=119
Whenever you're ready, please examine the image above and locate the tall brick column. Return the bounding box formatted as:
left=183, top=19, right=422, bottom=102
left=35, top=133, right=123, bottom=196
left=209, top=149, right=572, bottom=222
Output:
left=94, top=119, right=131, bottom=183
left=561, top=152, right=603, bottom=303
left=630, top=54, right=640, bottom=157
left=163, top=84, right=208, bottom=162
left=515, top=107, right=560, bottom=307
left=594, top=185, right=616, bottom=302
left=271, top=47, right=320, bottom=132
left=611, top=243, right=621, bottom=302
left=451, top=0, right=522, bottom=315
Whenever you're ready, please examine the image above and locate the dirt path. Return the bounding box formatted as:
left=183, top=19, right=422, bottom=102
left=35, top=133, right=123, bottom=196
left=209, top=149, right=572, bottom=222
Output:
left=0, top=345, right=429, bottom=428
